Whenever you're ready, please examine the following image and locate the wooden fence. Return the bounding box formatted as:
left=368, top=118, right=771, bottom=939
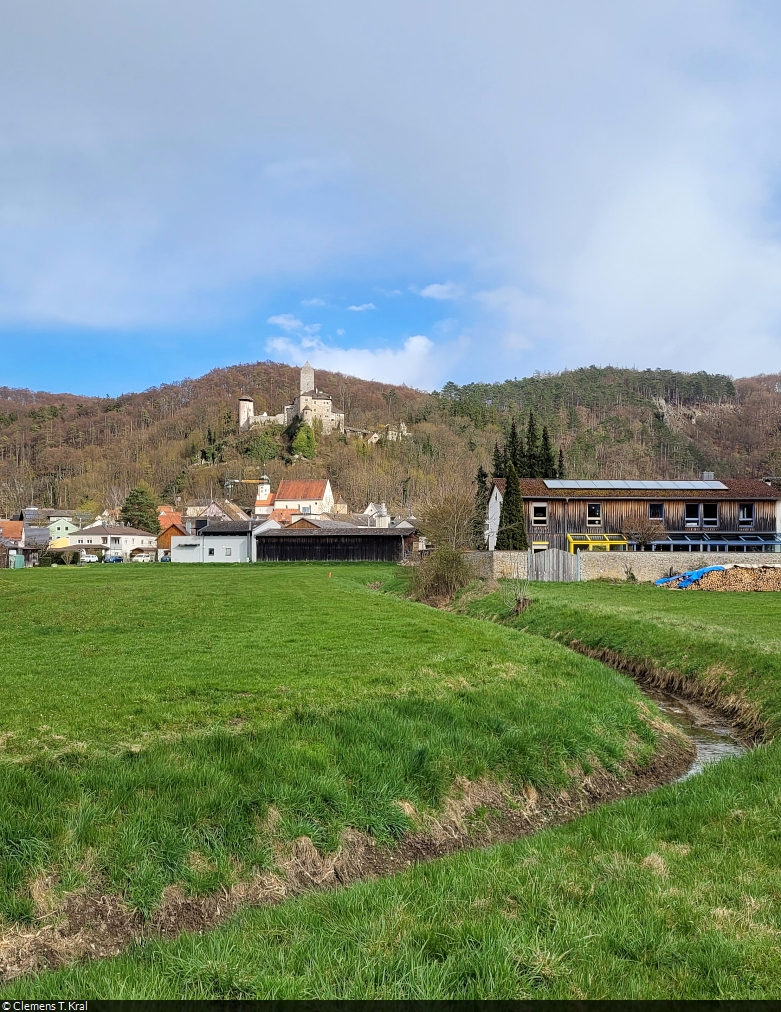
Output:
left=527, top=548, right=580, bottom=582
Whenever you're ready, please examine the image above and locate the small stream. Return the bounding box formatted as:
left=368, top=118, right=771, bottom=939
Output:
left=643, top=687, right=747, bottom=780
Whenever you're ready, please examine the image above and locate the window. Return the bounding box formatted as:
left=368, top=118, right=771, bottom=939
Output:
left=587, top=503, right=602, bottom=527
left=225, top=547, right=232, bottom=556
left=101, top=537, right=108, bottom=544
left=111, top=537, right=120, bottom=545
left=301, top=505, right=311, bottom=514
left=739, top=503, right=754, bottom=528
left=702, top=503, right=718, bottom=528
left=532, top=502, right=548, bottom=526
left=648, top=502, right=664, bottom=520
left=78, top=539, right=83, bottom=544
left=685, top=503, right=700, bottom=527
left=208, top=547, right=215, bottom=556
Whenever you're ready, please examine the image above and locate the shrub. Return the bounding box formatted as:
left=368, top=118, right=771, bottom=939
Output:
left=410, top=547, right=473, bottom=602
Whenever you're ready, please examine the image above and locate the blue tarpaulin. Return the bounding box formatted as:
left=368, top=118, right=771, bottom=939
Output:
left=656, top=566, right=725, bottom=589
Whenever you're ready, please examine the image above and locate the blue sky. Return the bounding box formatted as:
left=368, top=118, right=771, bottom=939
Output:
left=2, top=1, right=781, bottom=396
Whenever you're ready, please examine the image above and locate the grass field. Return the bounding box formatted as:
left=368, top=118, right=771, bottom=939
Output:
left=3, top=568, right=781, bottom=998
left=0, top=564, right=658, bottom=923
left=462, top=580, right=781, bottom=735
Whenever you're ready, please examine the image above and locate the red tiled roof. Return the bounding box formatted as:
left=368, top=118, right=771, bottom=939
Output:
left=254, top=492, right=276, bottom=507
left=159, top=511, right=183, bottom=530
left=266, top=508, right=296, bottom=525
left=0, top=520, right=23, bottom=541
left=491, top=478, right=779, bottom=500
left=275, top=479, right=329, bottom=501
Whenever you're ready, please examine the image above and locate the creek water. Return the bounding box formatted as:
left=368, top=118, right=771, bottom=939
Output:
left=644, top=688, right=747, bottom=780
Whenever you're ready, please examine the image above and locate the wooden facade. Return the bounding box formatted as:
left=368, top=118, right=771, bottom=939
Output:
left=489, top=478, right=781, bottom=553
left=255, top=530, right=406, bottom=563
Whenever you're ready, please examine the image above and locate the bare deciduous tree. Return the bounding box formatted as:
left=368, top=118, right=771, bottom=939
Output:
left=621, top=516, right=666, bottom=549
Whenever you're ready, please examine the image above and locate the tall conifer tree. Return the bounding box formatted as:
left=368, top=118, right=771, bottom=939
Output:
left=491, top=441, right=506, bottom=479
left=525, top=410, right=541, bottom=478
left=495, top=462, right=528, bottom=550
left=557, top=446, right=566, bottom=480
left=473, top=465, right=490, bottom=548
left=540, top=426, right=556, bottom=478
left=507, top=419, right=525, bottom=474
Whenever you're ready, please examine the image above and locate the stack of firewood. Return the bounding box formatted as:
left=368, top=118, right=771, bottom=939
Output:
left=689, top=564, right=781, bottom=592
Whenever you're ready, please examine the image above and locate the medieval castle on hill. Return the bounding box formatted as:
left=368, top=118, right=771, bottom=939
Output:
left=239, top=362, right=345, bottom=435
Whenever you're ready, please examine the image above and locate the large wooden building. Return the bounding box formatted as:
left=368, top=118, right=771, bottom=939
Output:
left=487, top=478, right=781, bottom=553
left=254, top=525, right=414, bottom=563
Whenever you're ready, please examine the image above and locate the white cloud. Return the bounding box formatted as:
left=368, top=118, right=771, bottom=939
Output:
left=347, top=303, right=376, bottom=312
left=266, top=333, right=451, bottom=388
left=267, top=313, right=303, bottom=331
left=267, top=313, right=321, bottom=335
left=420, top=282, right=462, bottom=300
left=5, top=2, right=781, bottom=384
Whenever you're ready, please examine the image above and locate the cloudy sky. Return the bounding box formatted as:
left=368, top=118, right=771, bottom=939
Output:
left=2, top=1, right=781, bottom=395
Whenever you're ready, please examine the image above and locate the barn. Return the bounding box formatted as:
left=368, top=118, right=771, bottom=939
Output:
left=254, top=527, right=411, bottom=563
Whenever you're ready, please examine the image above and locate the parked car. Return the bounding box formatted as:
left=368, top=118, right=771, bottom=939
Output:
left=104, top=555, right=123, bottom=563
left=82, top=554, right=99, bottom=563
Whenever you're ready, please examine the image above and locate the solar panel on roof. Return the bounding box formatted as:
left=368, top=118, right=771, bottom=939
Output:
left=543, top=479, right=727, bottom=490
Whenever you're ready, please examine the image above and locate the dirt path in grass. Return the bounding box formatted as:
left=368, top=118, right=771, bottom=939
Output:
left=0, top=721, right=693, bottom=984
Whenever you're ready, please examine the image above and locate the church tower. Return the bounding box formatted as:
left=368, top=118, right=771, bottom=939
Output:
left=300, top=361, right=315, bottom=395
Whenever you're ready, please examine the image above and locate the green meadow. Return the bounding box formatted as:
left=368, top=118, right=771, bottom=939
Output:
left=0, top=564, right=656, bottom=920
left=3, top=566, right=781, bottom=998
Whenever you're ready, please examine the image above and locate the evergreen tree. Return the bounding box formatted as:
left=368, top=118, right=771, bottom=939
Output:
left=557, top=446, right=566, bottom=480
left=473, top=465, right=490, bottom=548
left=292, top=424, right=317, bottom=459
left=507, top=419, right=525, bottom=474
left=540, top=426, right=556, bottom=478
left=524, top=410, right=541, bottom=478
left=495, top=462, right=528, bottom=550
left=121, top=484, right=160, bottom=534
left=491, top=441, right=506, bottom=479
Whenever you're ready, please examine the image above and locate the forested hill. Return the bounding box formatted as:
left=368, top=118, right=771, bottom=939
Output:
left=1, top=361, right=780, bottom=516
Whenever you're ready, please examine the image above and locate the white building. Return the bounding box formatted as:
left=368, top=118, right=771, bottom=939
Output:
left=486, top=480, right=505, bottom=551
left=239, top=362, right=345, bottom=435
left=253, top=477, right=335, bottom=518
left=169, top=520, right=274, bottom=562
left=55, top=525, right=158, bottom=561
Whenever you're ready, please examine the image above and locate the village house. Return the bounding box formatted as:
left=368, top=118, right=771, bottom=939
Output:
left=253, top=477, right=335, bottom=519
left=53, top=525, right=158, bottom=562
left=239, top=362, right=345, bottom=435
left=170, top=519, right=268, bottom=563
left=156, top=521, right=188, bottom=559
left=487, top=476, right=781, bottom=554
left=0, top=520, right=49, bottom=568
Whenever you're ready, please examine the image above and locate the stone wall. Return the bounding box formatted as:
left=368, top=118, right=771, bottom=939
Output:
left=579, top=550, right=725, bottom=583
left=465, top=548, right=734, bottom=583
left=464, top=550, right=528, bottom=580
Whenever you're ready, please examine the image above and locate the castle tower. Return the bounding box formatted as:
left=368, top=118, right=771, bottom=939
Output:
left=239, top=397, right=254, bottom=432
left=300, top=361, right=315, bottom=395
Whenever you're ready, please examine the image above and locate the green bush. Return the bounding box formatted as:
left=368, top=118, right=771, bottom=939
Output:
left=410, top=547, right=473, bottom=601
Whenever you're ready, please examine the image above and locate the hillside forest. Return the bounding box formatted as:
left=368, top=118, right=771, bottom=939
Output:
left=2, top=361, right=781, bottom=517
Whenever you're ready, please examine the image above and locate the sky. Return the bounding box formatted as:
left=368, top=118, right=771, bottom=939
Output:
left=2, top=1, right=781, bottom=396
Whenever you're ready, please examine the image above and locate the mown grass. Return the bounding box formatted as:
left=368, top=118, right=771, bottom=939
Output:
left=6, top=574, right=781, bottom=999
left=0, top=565, right=657, bottom=922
